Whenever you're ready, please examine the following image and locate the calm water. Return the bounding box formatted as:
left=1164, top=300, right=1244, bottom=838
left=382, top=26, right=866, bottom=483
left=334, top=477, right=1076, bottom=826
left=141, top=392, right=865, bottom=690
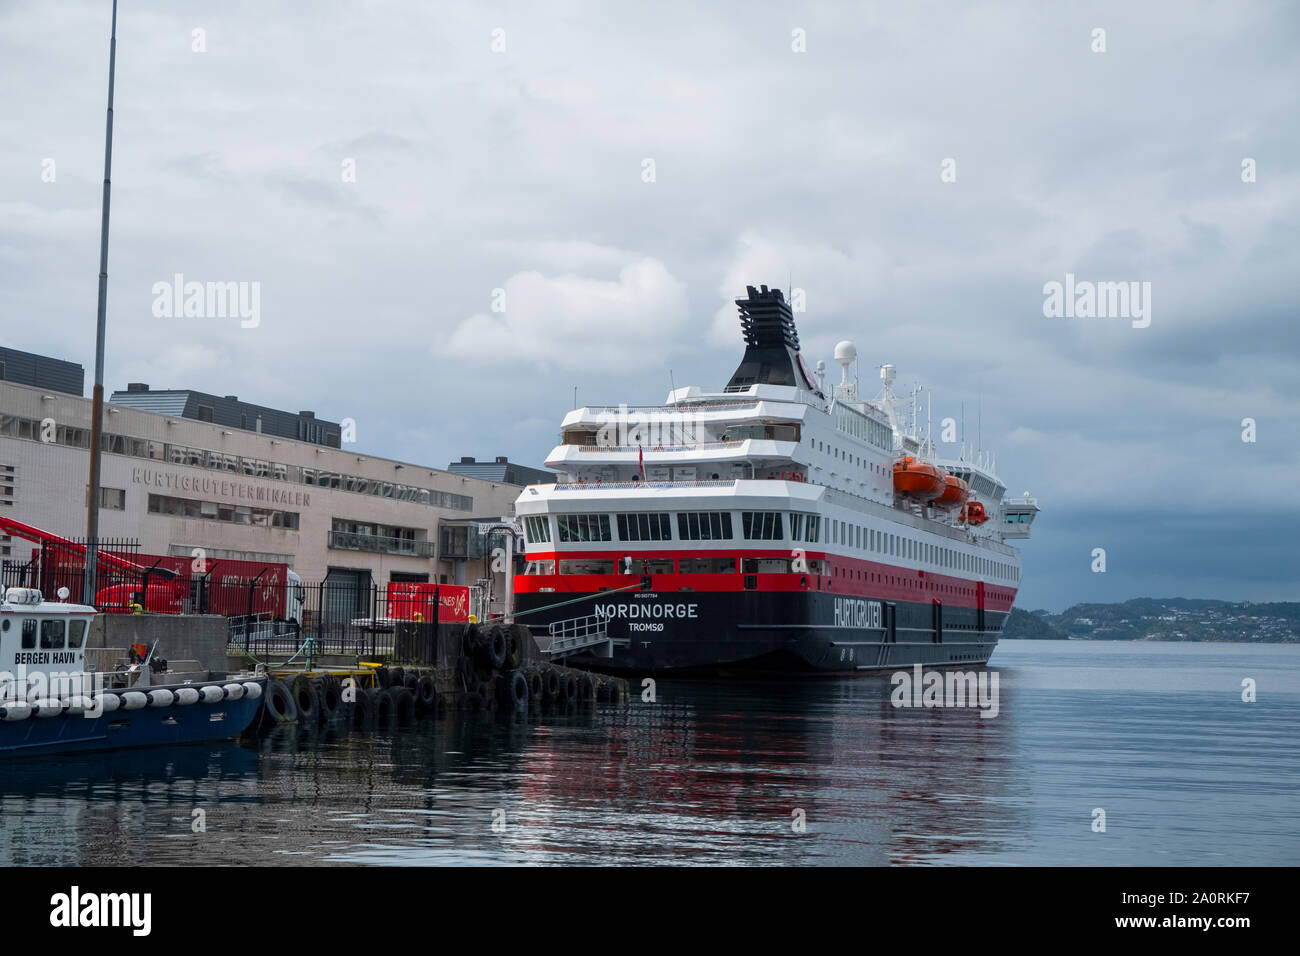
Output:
left=2, top=640, right=1297, bottom=866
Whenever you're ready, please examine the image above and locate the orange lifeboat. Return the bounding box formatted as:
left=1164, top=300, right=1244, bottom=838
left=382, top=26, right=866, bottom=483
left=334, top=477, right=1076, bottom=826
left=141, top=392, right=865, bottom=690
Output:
left=931, top=473, right=969, bottom=510
left=893, top=456, right=946, bottom=501
left=960, top=500, right=989, bottom=525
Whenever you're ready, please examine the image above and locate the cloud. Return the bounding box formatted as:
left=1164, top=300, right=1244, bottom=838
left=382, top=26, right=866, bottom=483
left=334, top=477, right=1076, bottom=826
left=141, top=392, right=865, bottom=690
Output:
left=444, top=257, right=689, bottom=371
left=707, top=230, right=890, bottom=349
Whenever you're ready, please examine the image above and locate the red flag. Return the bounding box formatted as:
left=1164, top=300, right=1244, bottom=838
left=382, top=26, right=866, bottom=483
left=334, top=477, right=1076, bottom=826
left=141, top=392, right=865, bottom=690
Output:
left=638, top=444, right=644, bottom=479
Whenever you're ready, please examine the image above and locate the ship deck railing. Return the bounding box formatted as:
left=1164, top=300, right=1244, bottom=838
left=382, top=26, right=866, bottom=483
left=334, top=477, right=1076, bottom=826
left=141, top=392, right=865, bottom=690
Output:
left=564, top=440, right=748, bottom=453
left=554, top=478, right=739, bottom=491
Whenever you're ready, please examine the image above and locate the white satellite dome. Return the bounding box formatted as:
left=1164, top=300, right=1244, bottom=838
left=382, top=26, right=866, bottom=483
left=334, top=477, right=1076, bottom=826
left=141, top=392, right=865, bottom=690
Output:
left=834, top=340, right=857, bottom=364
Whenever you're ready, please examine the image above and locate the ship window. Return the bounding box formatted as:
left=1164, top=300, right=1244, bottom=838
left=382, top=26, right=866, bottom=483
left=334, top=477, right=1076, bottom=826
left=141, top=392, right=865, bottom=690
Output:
left=559, top=558, right=616, bottom=575
left=617, top=513, right=672, bottom=542
left=677, top=512, right=732, bottom=540
left=790, top=513, right=803, bottom=540
left=741, top=511, right=784, bottom=540
left=21, top=618, right=36, bottom=649
left=524, top=516, right=551, bottom=543
left=679, top=557, right=736, bottom=573
left=525, top=559, right=556, bottom=575
left=68, top=619, right=87, bottom=649
left=40, top=618, right=66, bottom=649
left=557, top=514, right=612, bottom=542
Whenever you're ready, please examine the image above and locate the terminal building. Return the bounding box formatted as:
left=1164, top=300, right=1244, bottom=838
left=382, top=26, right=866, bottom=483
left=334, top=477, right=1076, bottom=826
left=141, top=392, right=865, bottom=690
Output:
left=0, top=352, right=542, bottom=614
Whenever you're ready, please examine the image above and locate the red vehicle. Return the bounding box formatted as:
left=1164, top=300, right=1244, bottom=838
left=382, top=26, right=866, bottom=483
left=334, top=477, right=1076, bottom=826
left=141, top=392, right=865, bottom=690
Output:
left=0, top=519, right=303, bottom=625
left=386, top=582, right=471, bottom=623
left=94, top=578, right=185, bottom=614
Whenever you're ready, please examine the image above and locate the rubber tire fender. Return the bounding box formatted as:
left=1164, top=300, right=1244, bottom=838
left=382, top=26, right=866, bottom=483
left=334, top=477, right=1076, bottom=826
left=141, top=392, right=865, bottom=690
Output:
left=387, top=687, right=416, bottom=722
left=263, top=679, right=298, bottom=724
left=479, top=625, right=507, bottom=671
left=315, top=677, right=342, bottom=720
left=526, top=669, right=544, bottom=703
left=504, top=624, right=528, bottom=670
left=542, top=667, right=561, bottom=702
left=290, top=675, right=321, bottom=725
left=353, top=687, right=378, bottom=726
left=415, top=675, right=437, bottom=710
left=500, top=670, right=528, bottom=712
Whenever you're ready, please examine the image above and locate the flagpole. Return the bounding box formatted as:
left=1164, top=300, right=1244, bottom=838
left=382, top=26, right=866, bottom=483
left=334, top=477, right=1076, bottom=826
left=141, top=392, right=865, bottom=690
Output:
left=84, top=0, right=119, bottom=604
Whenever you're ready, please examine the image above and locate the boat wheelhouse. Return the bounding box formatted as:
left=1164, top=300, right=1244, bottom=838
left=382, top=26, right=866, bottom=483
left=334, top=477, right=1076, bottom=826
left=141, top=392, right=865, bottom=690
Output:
left=0, top=587, right=266, bottom=756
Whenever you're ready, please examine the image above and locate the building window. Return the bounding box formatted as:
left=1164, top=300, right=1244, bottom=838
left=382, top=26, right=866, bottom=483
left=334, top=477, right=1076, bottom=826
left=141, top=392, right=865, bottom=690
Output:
left=148, top=493, right=299, bottom=530
left=86, top=486, right=125, bottom=510
left=196, top=405, right=214, bottom=422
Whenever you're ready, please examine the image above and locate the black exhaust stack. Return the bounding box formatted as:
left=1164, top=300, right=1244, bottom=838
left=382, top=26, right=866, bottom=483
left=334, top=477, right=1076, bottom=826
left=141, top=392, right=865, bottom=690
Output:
left=724, top=285, right=822, bottom=396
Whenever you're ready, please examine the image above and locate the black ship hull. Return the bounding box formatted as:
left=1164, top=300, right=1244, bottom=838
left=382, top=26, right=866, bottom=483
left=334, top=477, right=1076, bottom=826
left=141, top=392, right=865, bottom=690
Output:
left=515, top=589, right=1006, bottom=676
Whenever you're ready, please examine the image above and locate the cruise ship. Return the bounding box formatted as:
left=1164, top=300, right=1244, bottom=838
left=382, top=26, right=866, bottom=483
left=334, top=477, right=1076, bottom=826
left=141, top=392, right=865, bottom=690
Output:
left=513, top=285, right=1038, bottom=674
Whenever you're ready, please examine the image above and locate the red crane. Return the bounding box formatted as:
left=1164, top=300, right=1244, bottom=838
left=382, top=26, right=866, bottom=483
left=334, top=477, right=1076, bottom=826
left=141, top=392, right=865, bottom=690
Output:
left=0, top=516, right=178, bottom=609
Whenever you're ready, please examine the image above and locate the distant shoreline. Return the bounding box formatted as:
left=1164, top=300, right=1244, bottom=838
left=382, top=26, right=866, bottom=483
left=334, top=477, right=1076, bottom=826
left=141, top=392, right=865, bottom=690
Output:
left=1004, top=599, right=1300, bottom=644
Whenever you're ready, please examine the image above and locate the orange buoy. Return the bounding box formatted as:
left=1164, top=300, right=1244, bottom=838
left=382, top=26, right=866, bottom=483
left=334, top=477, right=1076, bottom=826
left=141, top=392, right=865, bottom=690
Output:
left=893, top=456, right=946, bottom=501
left=932, top=473, right=969, bottom=510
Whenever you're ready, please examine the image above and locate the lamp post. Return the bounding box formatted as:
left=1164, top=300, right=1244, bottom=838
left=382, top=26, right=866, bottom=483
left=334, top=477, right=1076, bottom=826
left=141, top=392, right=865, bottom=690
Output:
left=84, top=0, right=119, bottom=605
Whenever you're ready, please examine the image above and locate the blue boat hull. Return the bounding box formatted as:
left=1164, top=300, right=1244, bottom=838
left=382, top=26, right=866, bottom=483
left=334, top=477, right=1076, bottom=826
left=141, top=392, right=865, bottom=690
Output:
left=0, top=686, right=265, bottom=757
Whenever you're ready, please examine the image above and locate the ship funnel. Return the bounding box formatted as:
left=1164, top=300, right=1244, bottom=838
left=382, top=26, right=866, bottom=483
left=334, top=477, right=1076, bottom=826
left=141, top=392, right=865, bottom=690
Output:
left=725, top=285, right=823, bottom=395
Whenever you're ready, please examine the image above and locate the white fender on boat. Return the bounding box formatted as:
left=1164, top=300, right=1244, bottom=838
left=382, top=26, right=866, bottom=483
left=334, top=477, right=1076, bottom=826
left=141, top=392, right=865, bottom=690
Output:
left=62, top=696, right=92, bottom=715
left=146, top=689, right=175, bottom=708
left=120, top=691, right=148, bottom=710
left=222, top=683, right=245, bottom=700
left=241, top=681, right=263, bottom=699
left=173, top=687, right=200, bottom=705
left=199, top=686, right=224, bottom=704
left=0, top=702, right=32, bottom=721
left=93, top=693, right=121, bottom=713
left=32, top=699, right=64, bottom=717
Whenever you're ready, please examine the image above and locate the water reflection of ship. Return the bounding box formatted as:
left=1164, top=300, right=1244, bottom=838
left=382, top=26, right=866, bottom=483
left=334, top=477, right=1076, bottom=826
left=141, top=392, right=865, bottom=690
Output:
left=506, top=678, right=1029, bottom=864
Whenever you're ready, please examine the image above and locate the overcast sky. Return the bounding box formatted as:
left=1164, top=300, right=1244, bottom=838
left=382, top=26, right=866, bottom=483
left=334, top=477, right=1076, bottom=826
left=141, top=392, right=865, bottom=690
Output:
left=2, top=0, right=1297, bottom=610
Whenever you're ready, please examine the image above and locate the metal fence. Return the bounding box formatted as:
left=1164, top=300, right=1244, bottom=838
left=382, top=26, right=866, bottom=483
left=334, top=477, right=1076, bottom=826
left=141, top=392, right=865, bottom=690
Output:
left=0, top=537, right=145, bottom=603
left=227, top=581, right=440, bottom=661
left=0, top=559, right=447, bottom=663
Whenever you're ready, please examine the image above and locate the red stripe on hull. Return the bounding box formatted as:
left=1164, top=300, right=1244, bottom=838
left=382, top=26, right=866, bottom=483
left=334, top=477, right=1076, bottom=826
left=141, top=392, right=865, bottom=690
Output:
left=518, top=547, right=1018, bottom=613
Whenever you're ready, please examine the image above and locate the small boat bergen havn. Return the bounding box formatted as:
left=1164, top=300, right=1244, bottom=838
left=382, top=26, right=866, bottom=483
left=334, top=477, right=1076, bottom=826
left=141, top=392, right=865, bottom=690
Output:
left=513, top=285, right=1040, bottom=675
left=0, top=587, right=265, bottom=757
